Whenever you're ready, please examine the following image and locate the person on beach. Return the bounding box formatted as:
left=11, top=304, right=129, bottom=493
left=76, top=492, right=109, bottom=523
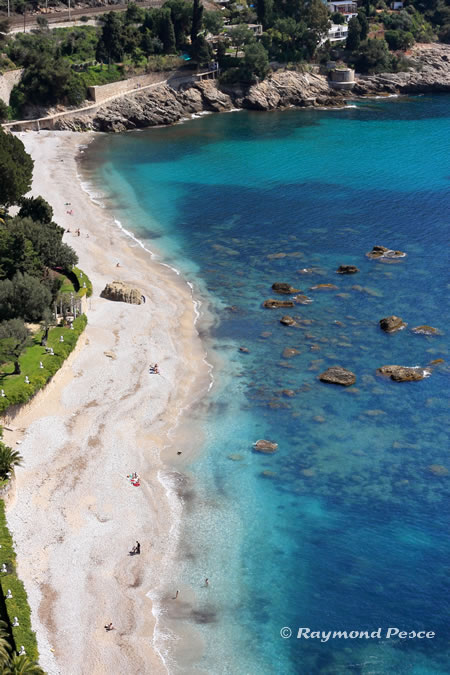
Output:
left=141, top=295, right=146, bottom=303
left=136, top=541, right=140, bottom=555
left=205, top=578, right=209, bottom=587
left=116, top=262, right=121, bottom=267
left=173, top=590, right=179, bottom=600
left=105, top=623, right=114, bottom=631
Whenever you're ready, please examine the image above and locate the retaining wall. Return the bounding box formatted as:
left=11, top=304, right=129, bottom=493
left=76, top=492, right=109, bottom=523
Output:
left=88, top=71, right=172, bottom=103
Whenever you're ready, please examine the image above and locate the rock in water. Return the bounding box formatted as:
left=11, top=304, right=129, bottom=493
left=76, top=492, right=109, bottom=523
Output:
left=282, top=348, right=300, bottom=358
left=271, top=282, right=300, bottom=294
left=376, top=365, right=428, bottom=381
left=310, top=283, right=338, bottom=291
left=100, top=281, right=142, bottom=304
left=336, top=265, right=359, bottom=274
left=280, top=315, right=297, bottom=326
left=379, top=316, right=407, bottom=333
left=366, top=245, right=406, bottom=259
left=412, top=325, right=442, bottom=335
left=319, top=366, right=356, bottom=386
left=263, top=299, right=295, bottom=309
left=253, top=439, right=278, bottom=454
left=427, top=464, right=448, bottom=476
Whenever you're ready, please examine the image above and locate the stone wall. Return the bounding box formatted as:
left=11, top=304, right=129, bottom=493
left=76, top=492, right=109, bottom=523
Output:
left=0, top=69, right=23, bottom=105
left=88, top=71, right=172, bottom=103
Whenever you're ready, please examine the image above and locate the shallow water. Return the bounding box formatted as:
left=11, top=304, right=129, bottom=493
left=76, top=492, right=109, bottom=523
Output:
left=84, top=95, right=449, bottom=674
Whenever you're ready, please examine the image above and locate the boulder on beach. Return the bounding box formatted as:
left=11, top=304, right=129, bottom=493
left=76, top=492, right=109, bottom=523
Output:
left=319, top=366, right=356, bottom=386
left=412, top=325, right=442, bottom=336
left=336, top=265, right=359, bottom=274
left=272, top=282, right=300, bottom=294
left=280, top=315, right=297, bottom=326
left=100, top=281, right=142, bottom=304
left=376, top=365, right=428, bottom=381
left=253, top=439, right=278, bottom=454
left=379, top=315, right=407, bottom=333
left=263, top=298, right=295, bottom=309
left=366, top=245, right=406, bottom=259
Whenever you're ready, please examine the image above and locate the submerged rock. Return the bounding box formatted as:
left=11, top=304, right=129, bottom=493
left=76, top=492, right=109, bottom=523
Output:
left=280, top=315, right=297, bottom=326
left=336, top=265, right=359, bottom=274
left=239, top=346, right=250, bottom=353
left=310, top=283, right=338, bottom=291
left=366, top=245, right=406, bottom=259
left=376, top=365, right=429, bottom=381
left=379, top=315, right=407, bottom=333
left=253, top=439, right=278, bottom=454
left=271, top=282, right=300, bottom=295
left=282, top=347, right=300, bottom=358
left=427, top=464, right=448, bottom=476
left=319, top=366, right=356, bottom=386
left=293, top=294, right=313, bottom=305
left=412, top=325, right=442, bottom=336
left=263, top=298, right=295, bottom=309
left=100, top=281, right=142, bottom=304
left=282, top=389, right=296, bottom=397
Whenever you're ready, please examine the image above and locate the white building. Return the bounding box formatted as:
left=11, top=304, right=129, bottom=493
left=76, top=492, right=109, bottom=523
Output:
left=326, top=1, right=358, bottom=22
left=326, top=23, right=349, bottom=42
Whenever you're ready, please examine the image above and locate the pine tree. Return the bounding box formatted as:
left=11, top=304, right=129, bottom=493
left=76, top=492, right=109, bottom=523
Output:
left=191, top=0, right=204, bottom=44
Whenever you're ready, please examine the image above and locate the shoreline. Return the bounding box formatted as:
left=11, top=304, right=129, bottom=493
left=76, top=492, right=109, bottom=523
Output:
left=3, top=130, right=214, bottom=674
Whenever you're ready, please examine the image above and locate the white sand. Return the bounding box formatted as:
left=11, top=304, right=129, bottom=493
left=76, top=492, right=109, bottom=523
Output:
left=2, top=131, right=212, bottom=674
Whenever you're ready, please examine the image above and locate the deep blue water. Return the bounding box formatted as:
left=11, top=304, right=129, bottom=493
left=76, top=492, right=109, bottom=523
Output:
left=85, top=96, right=449, bottom=674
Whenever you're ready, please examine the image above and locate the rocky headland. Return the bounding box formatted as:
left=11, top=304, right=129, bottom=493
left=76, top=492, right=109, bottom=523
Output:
left=53, top=43, right=450, bottom=132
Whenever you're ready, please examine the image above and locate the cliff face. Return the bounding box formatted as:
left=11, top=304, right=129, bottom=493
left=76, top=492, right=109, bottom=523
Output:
left=54, top=43, right=450, bottom=132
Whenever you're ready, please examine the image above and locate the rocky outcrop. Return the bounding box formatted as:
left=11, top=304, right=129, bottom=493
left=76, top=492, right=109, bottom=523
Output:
left=272, top=282, right=300, bottom=294
left=263, top=299, right=295, bottom=308
left=242, top=71, right=344, bottom=110
left=319, top=366, right=356, bottom=386
left=353, top=44, right=450, bottom=96
left=293, top=294, right=312, bottom=304
left=366, top=245, right=406, bottom=259
left=376, top=365, right=429, bottom=381
left=100, top=281, right=142, bottom=304
left=280, top=315, right=297, bottom=326
left=379, top=315, right=407, bottom=333
left=253, top=439, right=278, bottom=453
left=337, top=265, right=359, bottom=274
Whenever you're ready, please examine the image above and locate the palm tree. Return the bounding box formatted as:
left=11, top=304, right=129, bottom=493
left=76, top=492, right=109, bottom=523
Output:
left=3, top=654, right=45, bottom=675
left=0, top=444, right=23, bottom=480
left=0, top=620, right=12, bottom=669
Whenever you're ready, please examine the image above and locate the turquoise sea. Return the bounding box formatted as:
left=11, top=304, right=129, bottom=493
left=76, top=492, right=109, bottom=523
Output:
left=83, top=96, right=449, bottom=675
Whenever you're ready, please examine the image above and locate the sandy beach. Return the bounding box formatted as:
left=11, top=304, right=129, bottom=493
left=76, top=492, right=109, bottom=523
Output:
left=1, top=130, right=212, bottom=674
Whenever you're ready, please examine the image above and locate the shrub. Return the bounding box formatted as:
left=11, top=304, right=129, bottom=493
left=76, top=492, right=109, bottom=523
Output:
left=67, top=267, right=92, bottom=298
left=384, top=29, right=415, bottom=50
left=0, top=501, right=39, bottom=662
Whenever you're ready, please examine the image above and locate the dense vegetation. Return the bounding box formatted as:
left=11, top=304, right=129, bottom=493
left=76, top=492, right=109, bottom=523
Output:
left=0, top=0, right=449, bottom=112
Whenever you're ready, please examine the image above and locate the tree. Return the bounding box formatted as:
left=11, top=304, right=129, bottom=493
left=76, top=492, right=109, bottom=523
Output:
left=229, top=23, right=254, bottom=57
left=96, top=12, right=125, bottom=63
left=0, top=319, right=29, bottom=375
left=347, top=16, right=362, bottom=50
left=0, top=99, right=8, bottom=123
left=256, top=0, right=273, bottom=29
left=385, top=29, right=415, bottom=49
left=0, top=129, right=33, bottom=208
left=7, top=217, right=77, bottom=271
left=0, top=444, right=23, bottom=480
left=354, top=38, right=392, bottom=72
left=358, top=9, right=370, bottom=40
left=242, top=41, right=269, bottom=81
left=439, top=23, right=450, bottom=43
left=332, top=12, right=345, bottom=24
left=0, top=230, right=40, bottom=280
left=39, top=307, right=54, bottom=346
left=191, top=35, right=212, bottom=65
left=191, top=0, right=203, bottom=44
left=18, top=196, right=53, bottom=224
left=165, top=0, right=193, bottom=48
left=2, top=654, right=45, bottom=675
left=125, top=2, right=145, bottom=24
left=159, top=8, right=177, bottom=53
left=203, top=10, right=223, bottom=36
